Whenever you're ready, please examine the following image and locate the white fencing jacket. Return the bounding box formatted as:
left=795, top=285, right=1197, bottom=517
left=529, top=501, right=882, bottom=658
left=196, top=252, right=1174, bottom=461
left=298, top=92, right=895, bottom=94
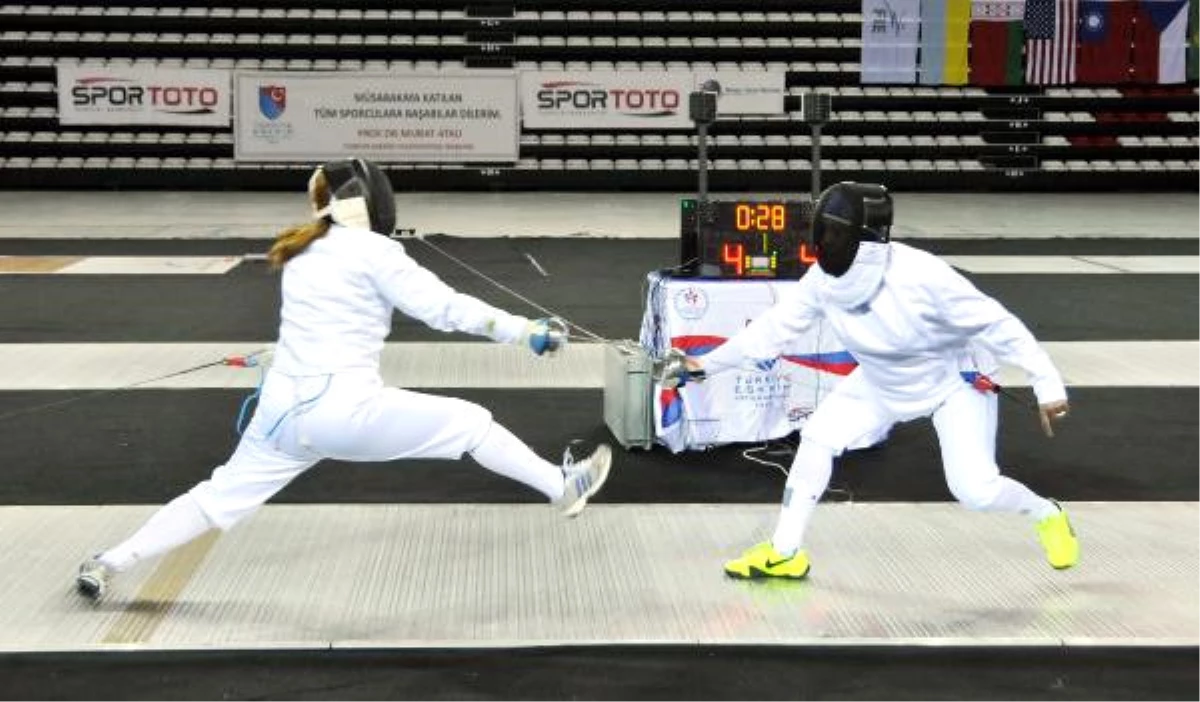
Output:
left=271, top=224, right=529, bottom=376
left=701, top=242, right=1067, bottom=419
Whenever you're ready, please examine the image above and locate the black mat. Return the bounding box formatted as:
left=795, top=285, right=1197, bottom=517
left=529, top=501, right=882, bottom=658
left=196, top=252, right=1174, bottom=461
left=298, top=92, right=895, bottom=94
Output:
left=0, top=237, right=1195, bottom=342
left=0, top=387, right=1192, bottom=505
left=1, top=646, right=1195, bottom=701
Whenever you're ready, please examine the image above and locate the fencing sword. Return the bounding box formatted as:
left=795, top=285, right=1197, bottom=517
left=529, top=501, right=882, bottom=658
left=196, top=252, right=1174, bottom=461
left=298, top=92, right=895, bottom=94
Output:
left=401, top=230, right=798, bottom=385
left=398, top=230, right=611, bottom=344
left=0, top=349, right=271, bottom=423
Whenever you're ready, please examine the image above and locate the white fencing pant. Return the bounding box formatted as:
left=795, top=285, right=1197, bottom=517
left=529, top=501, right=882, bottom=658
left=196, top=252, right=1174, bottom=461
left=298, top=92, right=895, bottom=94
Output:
left=191, top=369, right=498, bottom=529
left=770, top=370, right=1055, bottom=554
left=100, top=369, right=564, bottom=571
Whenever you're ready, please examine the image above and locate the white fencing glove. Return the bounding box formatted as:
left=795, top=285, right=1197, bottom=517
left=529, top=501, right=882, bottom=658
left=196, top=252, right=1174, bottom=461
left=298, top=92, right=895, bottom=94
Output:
left=525, top=317, right=569, bottom=356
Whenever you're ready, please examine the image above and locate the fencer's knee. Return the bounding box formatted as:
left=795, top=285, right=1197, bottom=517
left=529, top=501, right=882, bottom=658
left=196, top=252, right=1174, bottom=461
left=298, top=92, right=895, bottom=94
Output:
left=462, top=404, right=495, bottom=454
left=188, top=482, right=251, bottom=531
left=946, top=474, right=1004, bottom=511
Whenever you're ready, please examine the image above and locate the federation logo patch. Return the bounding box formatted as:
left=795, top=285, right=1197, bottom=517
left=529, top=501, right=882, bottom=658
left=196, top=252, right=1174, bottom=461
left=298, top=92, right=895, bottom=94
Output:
left=258, top=85, right=287, bottom=120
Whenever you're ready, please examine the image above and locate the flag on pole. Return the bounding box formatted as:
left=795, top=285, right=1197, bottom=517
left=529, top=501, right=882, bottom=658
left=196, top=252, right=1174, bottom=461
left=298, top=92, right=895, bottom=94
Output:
left=862, top=0, right=923, bottom=83
left=920, top=0, right=972, bottom=84
left=1130, top=0, right=1189, bottom=83
left=1077, top=0, right=1136, bottom=84
left=969, top=0, right=1027, bottom=84
left=1024, top=0, right=1079, bottom=84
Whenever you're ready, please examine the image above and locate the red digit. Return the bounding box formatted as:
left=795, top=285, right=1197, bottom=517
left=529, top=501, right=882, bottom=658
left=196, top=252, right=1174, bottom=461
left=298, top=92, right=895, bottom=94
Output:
left=799, top=243, right=817, bottom=264
left=722, top=242, right=745, bottom=276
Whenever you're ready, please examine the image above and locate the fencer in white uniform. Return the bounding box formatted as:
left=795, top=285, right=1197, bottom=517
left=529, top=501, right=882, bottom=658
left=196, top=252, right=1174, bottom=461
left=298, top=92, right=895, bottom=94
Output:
left=671, top=182, right=1078, bottom=580
left=76, top=158, right=612, bottom=600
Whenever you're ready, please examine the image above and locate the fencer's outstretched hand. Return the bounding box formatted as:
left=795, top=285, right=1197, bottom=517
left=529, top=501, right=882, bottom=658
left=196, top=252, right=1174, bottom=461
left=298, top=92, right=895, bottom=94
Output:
left=656, top=348, right=706, bottom=389
left=525, top=317, right=568, bottom=356
left=1039, top=400, right=1070, bottom=438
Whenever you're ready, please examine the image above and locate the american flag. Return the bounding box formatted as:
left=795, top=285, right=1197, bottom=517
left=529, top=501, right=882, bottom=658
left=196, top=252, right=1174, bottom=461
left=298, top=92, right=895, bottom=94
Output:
left=1024, top=0, right=1077, bottom=84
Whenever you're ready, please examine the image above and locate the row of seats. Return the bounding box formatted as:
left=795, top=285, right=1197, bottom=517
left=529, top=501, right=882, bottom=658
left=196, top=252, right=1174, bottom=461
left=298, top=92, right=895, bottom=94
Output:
left=2, top=155, right=1194, bottom=172
left=3, top=6, right=858, bottom=23
left=0, top=1, right=1192, bottom=191
left=6, top=129, right=1193, bottom=150
left=0, top=31, right=862, bottom=49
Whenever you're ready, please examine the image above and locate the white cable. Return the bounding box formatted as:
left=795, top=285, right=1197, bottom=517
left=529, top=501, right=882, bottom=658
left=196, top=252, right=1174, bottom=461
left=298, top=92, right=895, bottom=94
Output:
left=409, top=235, right=610, bottom=343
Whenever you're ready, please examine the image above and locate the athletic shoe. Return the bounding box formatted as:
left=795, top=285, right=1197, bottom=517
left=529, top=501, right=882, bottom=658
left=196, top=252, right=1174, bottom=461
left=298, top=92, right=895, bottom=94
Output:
left=1036, top=502, right=1080, bottom=569
left=554, top=443, right=612, bottom=518
left=76, top=557, right=112, bottom=601
left=724, top=542, right=811, bottom=580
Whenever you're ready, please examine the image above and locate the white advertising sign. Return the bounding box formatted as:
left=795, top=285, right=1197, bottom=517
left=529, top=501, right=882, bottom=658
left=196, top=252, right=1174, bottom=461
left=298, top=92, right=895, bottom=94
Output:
left=56, top=65, right=231, bottom=126
left=520, top=71, right=786, bottom=128
left=520, top=72, right=694, bottom=129
left=234, top=72, right=519, bottom=162
left=693, top=71, right=786, bottom=115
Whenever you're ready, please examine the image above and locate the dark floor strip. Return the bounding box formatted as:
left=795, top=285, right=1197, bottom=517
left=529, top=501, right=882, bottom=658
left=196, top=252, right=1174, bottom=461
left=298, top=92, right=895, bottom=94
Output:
left=0, top=388, right=1193, bottom=504
left=0, top=645, right=1194, bottom=701
left=0, top=256, right=1195, bottom=342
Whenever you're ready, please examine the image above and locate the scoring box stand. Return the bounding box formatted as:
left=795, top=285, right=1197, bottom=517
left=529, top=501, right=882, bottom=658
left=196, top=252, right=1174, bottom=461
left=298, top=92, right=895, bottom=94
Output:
left=603, top=197, right=859, bottom=453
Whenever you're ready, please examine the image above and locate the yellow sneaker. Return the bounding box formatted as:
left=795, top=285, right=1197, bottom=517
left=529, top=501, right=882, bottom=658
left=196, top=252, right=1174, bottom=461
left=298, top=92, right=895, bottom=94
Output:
left=724, top=542, right=811, bottom=580
left=1036, top=503, right=1080, bottom=570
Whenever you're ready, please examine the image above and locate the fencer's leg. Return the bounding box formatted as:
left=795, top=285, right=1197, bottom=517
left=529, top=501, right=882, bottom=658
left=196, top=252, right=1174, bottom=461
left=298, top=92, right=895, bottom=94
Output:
left=933, top=386, right=1078, bottom=568
left=469, top=420, right=567, bottom=501
left=96, top=492, right=214, bottom=572
left=770, top=440, right=836, bottom=555
left=933, top=386, right=1057, bottom=518
left=77, top=492, right=214, bottom=601
left=723, top=442, right=830, bottom=579
left=78, top=427, right=318, bottom=601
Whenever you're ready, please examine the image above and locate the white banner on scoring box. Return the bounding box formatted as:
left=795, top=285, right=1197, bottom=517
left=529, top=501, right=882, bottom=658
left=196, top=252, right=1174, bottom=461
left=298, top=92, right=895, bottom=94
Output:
left=520, top=71, right=785, bottom=129
left=56, top=65, right=231, bottom=126
left=234, top=72, right=519, bottom=162
left=640, top=274, right=854, bottom=453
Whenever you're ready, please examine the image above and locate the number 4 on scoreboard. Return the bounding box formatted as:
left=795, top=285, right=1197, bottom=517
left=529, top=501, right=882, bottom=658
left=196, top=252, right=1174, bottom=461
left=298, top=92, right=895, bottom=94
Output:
left=721, top=242, right=744, bottom=276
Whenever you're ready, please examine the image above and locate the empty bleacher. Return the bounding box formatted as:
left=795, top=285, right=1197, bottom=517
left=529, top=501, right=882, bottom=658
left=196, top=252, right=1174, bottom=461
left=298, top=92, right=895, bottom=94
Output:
left=0, top=1, right=1196, bottom=191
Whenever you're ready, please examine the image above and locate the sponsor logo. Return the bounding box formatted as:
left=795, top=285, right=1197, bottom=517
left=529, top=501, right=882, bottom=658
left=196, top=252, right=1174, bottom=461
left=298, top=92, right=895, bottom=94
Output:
left=787, top=406, right=813, bottom=423
left=733, top=372, right=791, bottom=407
left=70, top=77, right=220, bottom=115
left=535, top=81, right=681, bottom=118
left=258, top=85, right=287, bottom=120
left=672, top=286, right=708, bottom=320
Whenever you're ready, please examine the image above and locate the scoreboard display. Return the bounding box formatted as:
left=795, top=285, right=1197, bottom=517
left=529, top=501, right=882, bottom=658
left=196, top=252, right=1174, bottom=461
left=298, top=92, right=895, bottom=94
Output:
left=679, top=198, right=815, bottom=279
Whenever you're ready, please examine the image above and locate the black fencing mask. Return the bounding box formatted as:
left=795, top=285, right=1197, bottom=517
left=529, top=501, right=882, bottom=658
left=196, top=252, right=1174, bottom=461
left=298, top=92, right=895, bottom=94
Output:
left=811, top=182, right=893, bottom=277
left=311, top=158, right=397, bottom=235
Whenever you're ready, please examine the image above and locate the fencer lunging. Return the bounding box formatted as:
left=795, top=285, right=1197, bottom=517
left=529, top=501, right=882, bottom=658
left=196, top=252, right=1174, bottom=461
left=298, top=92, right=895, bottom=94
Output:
left=76, top=158, right=612, bottom=600
left=670, top=181, right=1078, bottom=580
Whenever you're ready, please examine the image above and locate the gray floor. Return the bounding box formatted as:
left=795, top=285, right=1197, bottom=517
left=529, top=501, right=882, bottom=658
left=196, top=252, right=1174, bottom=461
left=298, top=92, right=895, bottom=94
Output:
left=3, top=502, right=1195, bottom=652
left=0, top=190, right=1195, bottom=239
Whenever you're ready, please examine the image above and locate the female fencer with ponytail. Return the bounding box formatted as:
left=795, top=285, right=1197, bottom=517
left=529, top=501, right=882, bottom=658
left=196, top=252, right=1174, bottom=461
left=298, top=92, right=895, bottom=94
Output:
left=76, top=158, right=611, bottom=601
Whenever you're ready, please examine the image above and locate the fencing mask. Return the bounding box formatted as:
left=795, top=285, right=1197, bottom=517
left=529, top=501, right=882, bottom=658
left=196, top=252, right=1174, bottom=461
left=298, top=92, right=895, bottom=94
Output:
left=310, top=158, right=397, bottom=235
left=810, top=182, right=893, bottom=277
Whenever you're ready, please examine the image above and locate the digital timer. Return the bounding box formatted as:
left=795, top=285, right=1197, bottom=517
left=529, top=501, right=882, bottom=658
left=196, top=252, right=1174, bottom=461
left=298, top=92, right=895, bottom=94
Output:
left=679, top=198, right=815, bottom=279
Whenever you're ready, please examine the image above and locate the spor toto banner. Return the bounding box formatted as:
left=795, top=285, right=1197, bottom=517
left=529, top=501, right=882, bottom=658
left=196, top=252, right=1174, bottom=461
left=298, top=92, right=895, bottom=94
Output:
left=234, top=72, right=519, bottom=162
left=520, top=72, right=693, bottom=129
left=520, top=71, right=785, bottom=129
left=56, top=65, right=230, bottom=126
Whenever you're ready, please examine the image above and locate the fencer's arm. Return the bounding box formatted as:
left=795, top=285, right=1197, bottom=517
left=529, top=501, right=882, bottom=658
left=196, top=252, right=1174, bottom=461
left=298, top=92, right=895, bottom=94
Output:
left=694, top=280, right=822, bottom=377
left=930, top=263, right=1067, bottom=406
left=372, top=240, right=528, bottom=343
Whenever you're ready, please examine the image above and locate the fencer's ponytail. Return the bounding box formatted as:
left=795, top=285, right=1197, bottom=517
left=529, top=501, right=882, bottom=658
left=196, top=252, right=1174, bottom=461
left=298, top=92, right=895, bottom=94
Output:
left=266, top=168, right=333, bottom=271
left=267, top=219, right=331, bottom=270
